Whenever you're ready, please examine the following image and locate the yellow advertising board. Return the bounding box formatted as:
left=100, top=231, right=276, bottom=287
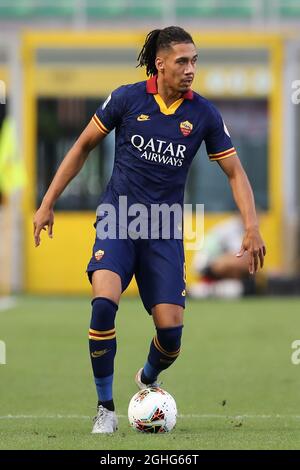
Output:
left=22, top=31, right=283, bottom=293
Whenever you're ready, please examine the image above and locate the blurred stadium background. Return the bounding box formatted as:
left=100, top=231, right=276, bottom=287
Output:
left=1, top=0, right=300, bottom=450
left=1, top=0, right=300, bottom=296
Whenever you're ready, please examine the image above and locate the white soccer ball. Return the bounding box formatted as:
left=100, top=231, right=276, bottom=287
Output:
left=128, top=387, right=177, bottom=433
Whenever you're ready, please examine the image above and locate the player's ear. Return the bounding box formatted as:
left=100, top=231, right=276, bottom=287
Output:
left=155, top=56, right=164, bottom=72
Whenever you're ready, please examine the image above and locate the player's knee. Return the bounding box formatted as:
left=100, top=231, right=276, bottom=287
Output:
left=156, top=325, right=183, bottom=355
left=90, top=296, right=118, bottom=330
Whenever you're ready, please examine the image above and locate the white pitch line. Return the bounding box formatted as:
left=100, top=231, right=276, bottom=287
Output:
left=1, top=414, right=300, bottom=420
left=179, top=414, right=300, bottom=419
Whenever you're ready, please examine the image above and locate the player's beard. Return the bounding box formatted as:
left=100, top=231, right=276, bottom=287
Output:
left=179, top=83, right=192, bottom=93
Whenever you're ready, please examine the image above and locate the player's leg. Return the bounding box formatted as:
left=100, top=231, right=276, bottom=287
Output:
left=88, top=270, right=121, bottom=433
left=86, top=236, right=136, bottom=432
left=92, top=269, right=122, bottom=303
left=137, top=304, right=184, bottom=387
left=135, top=239, right=185, bottom=388
left=90, top=270, right=121, bottom=407
left=152, top=303, right=184, bottom=328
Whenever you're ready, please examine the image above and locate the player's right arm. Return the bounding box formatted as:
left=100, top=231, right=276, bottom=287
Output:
left=33, top=120, right=106, bottom=247
left=204, top=102, right=265, bottom=274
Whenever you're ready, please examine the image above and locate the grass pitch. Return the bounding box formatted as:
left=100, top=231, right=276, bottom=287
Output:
left=0, top=295, right=300, bottom=450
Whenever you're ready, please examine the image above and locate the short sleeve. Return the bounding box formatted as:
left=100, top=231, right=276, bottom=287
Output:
left=204, top=104, right=237, bottom=161
left=92, top=86, right=127, bottom=136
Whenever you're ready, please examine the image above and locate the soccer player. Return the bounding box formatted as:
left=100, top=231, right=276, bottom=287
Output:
left=33, top=26, right=266, bottom=433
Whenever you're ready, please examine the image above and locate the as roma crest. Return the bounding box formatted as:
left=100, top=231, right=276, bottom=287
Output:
left=95, top=249, right=104, bottom=261
left=180, top=120, right=193, bottom=137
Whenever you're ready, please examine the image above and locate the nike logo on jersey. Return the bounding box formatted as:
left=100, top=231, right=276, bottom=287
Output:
left=137, top=114, right=150, bottom=121
left=91, top=349, right=110, bottom=358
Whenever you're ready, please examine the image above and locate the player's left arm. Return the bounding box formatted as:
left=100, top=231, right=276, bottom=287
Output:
left=217, top=155, right=266, bottom=274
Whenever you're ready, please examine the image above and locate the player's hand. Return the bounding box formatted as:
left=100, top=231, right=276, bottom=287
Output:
left=236, top=227, right=266, bottom=275
left=33, top=205, right=54, bottom=247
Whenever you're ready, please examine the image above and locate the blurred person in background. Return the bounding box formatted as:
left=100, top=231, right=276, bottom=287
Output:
left=33, top=26, right=266, bottom=434
left=0, top=116, right=26, bottom=297
left=188, top=215, right=257, bottom=299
